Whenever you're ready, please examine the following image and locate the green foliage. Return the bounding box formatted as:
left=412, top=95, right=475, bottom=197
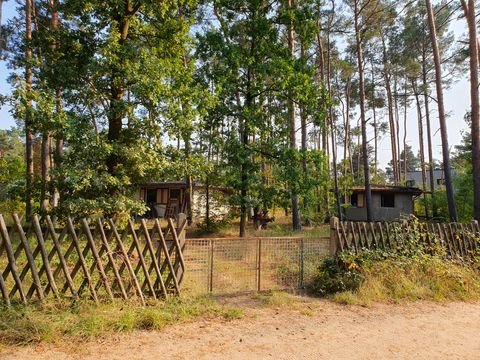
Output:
left=0, top=129, right=26, bottom=214
left=309, top=219, right=480, bottom=303
left=0, top=296, right=240, bottom=345
left=307, top=257, right=364, bottom=297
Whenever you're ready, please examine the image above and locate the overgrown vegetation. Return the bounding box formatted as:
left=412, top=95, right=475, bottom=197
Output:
left=308, top=230, right=480, bottom=304
left=0, top=296, right=242, bottom=347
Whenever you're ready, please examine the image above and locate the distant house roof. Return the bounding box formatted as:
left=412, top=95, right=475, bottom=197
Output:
left=138, top=181, right=233, bottom=193
left=351, top=184, right=422, bottom=195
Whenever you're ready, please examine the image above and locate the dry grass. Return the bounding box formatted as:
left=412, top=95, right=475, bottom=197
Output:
left=0, top=295, right=243, bottom=347
left=187, top=212, right=329, bottom=239
left=333, top=257, right=480, bottom=305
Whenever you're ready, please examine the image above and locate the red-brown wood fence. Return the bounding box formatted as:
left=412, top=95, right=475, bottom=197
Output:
left=0, top=214, right=186, bottom=306
left=330, top=217, right=480, bottom=259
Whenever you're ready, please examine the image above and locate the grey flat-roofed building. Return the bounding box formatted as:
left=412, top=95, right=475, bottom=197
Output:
left=405, top=169, right=455, bottom=190
left=345, top=185, right=422, bottom=222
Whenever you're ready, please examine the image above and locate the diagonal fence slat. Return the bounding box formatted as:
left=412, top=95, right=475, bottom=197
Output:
left=0, top=214, right=187, bottom=306
left=332, top=217, right=480, bottom=260
left=109, top=219, right=146, bottom=306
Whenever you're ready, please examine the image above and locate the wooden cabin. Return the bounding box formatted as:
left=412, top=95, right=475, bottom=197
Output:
left=345, top=185, right=422, bottom=222
left=137, top=181, right=231, bottom=219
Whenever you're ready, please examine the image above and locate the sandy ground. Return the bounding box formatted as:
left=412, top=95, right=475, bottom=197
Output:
left=2, top=297, right=480, bottom=360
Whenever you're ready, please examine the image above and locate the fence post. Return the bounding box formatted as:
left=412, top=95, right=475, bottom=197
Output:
left=330, top=216, right=339, bottom=256
left=209, top=239, right=214, bottom=293
left=299, top=238, right=305, bottom=288
left=257, top=238, right=262, bottom=292
left=177, top=213, right=187, bottom=245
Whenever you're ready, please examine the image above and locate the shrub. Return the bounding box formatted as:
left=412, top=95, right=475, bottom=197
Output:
left=307, top=256, right=363, bottom=297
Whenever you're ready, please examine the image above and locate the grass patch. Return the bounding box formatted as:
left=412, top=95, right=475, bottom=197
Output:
left=0, top=295, right=242, bottom=346
left=308, top=252, right=480, bottom=305
left=334, top=257, right=480, bottom=305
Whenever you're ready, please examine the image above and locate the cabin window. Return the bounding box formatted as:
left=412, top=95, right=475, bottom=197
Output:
left=146, top=189, right=157, bottom=204
left=381, top=193, right=395, bottom=208
left=437, top=178, right=446, bottom=186
left=406, top=180, right=415, bottom=187
left=170, top=189, right=181, bottom=199
left=159, top=189, right=168, bottom=203
left=351, top=193, right=364, bottom=208
left=351, top=193, right=358, bottom=207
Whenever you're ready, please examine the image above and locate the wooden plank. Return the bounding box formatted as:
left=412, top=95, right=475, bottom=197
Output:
left=378, top=222, right=386, bottom=250
left=337, top=221, right=346, bottom=252
left=13, top=214, right=44, bottom=301
left=369, top=222, right=378, bottom=249
left=82, top=219, right=114, bottom=301
left=140, top=219, right=168, bottom=298
left=384, top=222, right=392, bottom=249
left=344, top=222, right=357, bottom=253
left=447, top=223, right=459, bottom=258
left=0, top=268, right=10, bottom=305
left=67, top=218, right=99, bottom=303
left=354, top=222, right=363, bottom=249
left=436, top=223, right=448, bottom=257
left=362, top=222, right=369, bottom=249
left=155, top=219, right=179, bottom=294
left=109, top=219, right=145, bottom=305
left=30, top=215, right=58, bottom=298
left=168, top=218, right=186, bottom=285
left=350, top=222, right=359, bottom=252
left=128, top=220, right=156, bottom=299
left=115, top=225, right=137, bottom=280
left=459, top=224, right=471, bottom=257
left=45, top=216, right=77, bottom=298
left=96, top=219, right=128, bottom=300
left=43, top=225, right=73, bottom=297
left=470, top=221, right=478, bottom=252
left=0, top=215, right=27, bottom=303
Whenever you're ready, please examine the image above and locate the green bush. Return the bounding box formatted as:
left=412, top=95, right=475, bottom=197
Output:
left=307, top=256, right=363, bottom=297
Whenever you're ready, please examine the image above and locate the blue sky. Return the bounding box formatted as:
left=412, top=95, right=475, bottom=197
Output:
left=0, top=1, right=470, bottom=168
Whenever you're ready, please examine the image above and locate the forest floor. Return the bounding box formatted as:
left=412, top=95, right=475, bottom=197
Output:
left=2, top=294, right=479, bottom=360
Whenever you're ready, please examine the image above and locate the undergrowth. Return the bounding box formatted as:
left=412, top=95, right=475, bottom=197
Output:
left=0, top=295, right=242, bottom=347
left=308, top=231, right=480, bottom=305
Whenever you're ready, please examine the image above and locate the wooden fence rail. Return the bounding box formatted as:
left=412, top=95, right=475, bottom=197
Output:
left=330, top=217, right=480, bottom=259
left=0, top=214, right=187, bottom=306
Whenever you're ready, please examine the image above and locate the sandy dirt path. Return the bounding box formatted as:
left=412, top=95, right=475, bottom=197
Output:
left=2, top=298, right=480, bottom=360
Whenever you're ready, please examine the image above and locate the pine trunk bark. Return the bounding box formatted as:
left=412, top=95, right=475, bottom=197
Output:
left=425, top=0, right=458, bottom=221
left=461, top=0, right=480, bottom=220
left=25, top=0, right=34, bottom=218
left=422, top=57, right=437, bottom=217
left=288, top=0, right=302, bottom=230
left=412, top=79, right=429, bottom=218
left=354, top=1, right=372, bottom=222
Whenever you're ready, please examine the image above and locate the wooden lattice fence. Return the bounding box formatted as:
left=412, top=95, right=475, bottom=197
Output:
left=0, top=214, right=187, bottom=306
left=330, top=217, right=480, bottom=259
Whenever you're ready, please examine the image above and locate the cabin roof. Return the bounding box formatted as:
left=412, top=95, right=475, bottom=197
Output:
left=139, top=181, right=232, bottom=193
left=350, top=184, right=422, bottom=195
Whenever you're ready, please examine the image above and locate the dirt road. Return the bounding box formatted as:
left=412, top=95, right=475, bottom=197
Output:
left=2, top=298, right=480, bottom=360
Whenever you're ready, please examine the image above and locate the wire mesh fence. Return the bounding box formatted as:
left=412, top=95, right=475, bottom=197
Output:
left=182, top=235, right=330, bottom=295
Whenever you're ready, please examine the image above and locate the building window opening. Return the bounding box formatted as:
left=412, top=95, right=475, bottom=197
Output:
left=381, top=193, right=395, bottom=208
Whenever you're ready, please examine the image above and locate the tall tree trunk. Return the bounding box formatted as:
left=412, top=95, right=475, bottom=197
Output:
left=422, top=56, right=437, bottom=217
left=461, top=0, right=480, bottom=221
left=354, top=1, right=372, bottom=221
left=412, top=79, right=429, bottom=218
left=403, top=80, right=408, bottom=183
left=25, top=0, right=34, bottom=219
left=425, top=0, right=458, bottom=221
left=107, top=9, right=131, bottom=174
left=287, top=0, right=302, bottom=230
left=371, top=61, right=378, bottom=177
left=393, top=71, right=401, bottom=181
left=300, top=44, right=308, bottom=212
